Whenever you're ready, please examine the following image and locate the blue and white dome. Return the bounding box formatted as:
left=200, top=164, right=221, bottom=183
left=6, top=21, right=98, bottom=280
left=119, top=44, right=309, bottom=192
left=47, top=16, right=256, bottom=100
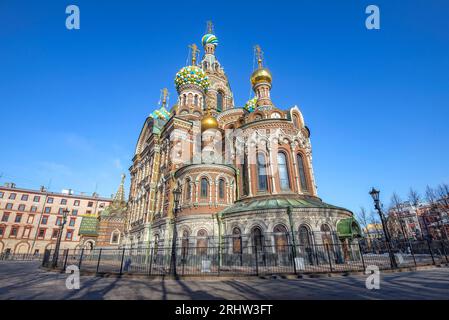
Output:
left=201, top=33, right=219, bottom=47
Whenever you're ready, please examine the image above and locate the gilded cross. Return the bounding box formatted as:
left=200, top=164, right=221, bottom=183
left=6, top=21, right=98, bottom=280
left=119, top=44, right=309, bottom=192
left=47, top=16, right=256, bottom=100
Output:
left=255, top=45, right=263, bottom=68
left=189, top=43, right=199, bottom=65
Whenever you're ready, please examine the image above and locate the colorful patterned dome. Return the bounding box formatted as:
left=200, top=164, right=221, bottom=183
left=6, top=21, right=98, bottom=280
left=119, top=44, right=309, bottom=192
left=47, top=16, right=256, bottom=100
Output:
left=202, top=33, right=219, bottom=47
left=244, top=97, right=258, bottom=112
left=174, top=66, right=209, bottom=92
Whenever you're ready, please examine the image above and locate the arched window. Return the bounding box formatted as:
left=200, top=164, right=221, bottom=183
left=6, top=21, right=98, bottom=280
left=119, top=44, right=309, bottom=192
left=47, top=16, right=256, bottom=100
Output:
left=181, top=230, right=189, bottom=257
left=216, top=91, right=223, bottom=112
left=293, top=114, right=299, bottom=128
left=218, top=179, right=225, bottom=199
left=194, top=95, right=198, bottom=106
left=298, top=225, right=312, bottom=246
left=197, top=229, right=208, bottom=255
left=200, top=178, right=208, bottom=198
left=257, top=152, right=268, bottom=191
left=321, top=224, right=333, bottom=245
left=242, top=154, right=249, bottom=196
left=186, top=179, right=191, bottom=200
left=277, top=152, right=291, bottom=191
left=273, top=224, right=289, bottom=253
left=232, top=227, right=242, bottom=254
left=251, top=227, right=263, bottom=251
left=297, top=153, right=309, bottom=192
left=110, top=230, right=120, bottom=244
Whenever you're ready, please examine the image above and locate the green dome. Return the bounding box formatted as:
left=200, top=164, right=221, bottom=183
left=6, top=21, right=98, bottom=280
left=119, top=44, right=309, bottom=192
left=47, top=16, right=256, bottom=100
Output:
left=174, top=66, right=209, bottom=92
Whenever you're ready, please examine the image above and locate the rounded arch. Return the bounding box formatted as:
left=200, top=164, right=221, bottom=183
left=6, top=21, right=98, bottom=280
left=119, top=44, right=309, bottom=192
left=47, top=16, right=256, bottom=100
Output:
left=110, top=229, right=121, bottom=244
left=277, top=150, right=292, bottom=191
left=290, top=106, right=305, bottom=128
left=296, top=151, right=311, bottom=193
left=196, top=229, right=208, bottom=255
left=320, top=223, right=333, bottom=245
left=14, top=241, right=30, bottom=254
left=199, top=176, right=210, bottom=199
left=83, top=240, right=96, bottom=251
left=250, top=225, right=264, bottom=250
left=298, top=224, right=313, bottom=246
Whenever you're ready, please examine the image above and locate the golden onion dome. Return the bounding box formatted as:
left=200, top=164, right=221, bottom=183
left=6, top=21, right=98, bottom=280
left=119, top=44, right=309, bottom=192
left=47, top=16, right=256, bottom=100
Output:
left=250, top=68, right=272, bottom=86
left=201, top=114, right=219, bottom=132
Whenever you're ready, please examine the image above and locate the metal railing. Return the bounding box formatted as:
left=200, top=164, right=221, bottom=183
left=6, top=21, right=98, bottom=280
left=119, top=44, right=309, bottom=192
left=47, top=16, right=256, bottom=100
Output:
left=42, top=239, right=449, bottom=276
left=0, top=252, right=44, bottom=261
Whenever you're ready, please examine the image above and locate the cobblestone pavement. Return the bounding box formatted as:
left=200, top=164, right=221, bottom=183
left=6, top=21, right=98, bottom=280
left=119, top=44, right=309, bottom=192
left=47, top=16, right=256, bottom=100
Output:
left=0, top=261, right=448, bottom=300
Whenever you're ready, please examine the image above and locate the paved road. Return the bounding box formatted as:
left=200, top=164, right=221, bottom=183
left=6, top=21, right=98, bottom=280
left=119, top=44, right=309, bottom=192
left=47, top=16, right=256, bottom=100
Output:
left=0, top=261, right=448, bottom=300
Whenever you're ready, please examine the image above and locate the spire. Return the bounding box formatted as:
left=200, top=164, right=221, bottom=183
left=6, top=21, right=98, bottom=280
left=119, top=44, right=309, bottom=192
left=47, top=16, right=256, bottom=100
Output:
left=113, top=174, right=126, bottom=203
left=254, top=45, right=263, bottom=69
left=161, top=88, right=169, bottom=108
left=189, top=43, right=199, bottom=65
left=206, top=20, right=214, bottom=34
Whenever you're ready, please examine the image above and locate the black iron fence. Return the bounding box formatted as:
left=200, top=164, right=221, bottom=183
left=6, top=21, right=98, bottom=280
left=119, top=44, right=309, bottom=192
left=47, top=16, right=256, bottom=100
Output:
left=42, top=239, right=449, bottom=276
left=0, top=252, right=44, bottom=262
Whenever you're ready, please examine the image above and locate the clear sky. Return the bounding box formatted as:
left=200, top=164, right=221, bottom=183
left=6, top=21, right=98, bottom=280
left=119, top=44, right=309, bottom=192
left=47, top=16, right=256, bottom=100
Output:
left=1, top=0, right=448, bottom=213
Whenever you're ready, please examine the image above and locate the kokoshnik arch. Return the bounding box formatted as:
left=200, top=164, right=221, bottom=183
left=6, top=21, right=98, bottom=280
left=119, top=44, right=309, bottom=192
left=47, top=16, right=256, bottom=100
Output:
left=124, top=22, right=362, bottom=251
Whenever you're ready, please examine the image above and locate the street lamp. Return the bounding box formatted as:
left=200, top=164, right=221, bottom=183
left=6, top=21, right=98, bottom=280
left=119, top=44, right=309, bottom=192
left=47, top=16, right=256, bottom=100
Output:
left=169, top=187, right=182, bottom=277
left=52, top=207, right=70, bottom=268
left=369, top=187, right=398, bottom=268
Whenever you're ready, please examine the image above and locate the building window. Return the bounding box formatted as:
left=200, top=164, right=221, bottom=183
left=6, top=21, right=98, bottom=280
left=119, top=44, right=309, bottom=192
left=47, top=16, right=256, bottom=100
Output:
left=6, top=203, right=13, bottom=210
left=30, top=206, right=37, bottom=212
left=257, top=153, right=268, bottom=192
left=23, top=228, right=31, bottom=238
left=185, top=180, right=191, bottom=201
left=74, top=200, right=80, bottom=206
left=297, top=153, right=309, bottom=192
left=0, top=191, right=3, bottom=198
left=298, top=225, right=312, bottom=247
left=99, top=203, right=105, bottom=208
left=60, top=199, right=67, bottom=205
left=196, top=229, right=208, bottom=255
left=293, top=114, right=300, bottom=128
left=47, top=197, right=54, bottom=204
left=88, top=201, right=94, bottom=208
left=200, top=178, right=208, bottom=198
left=216, top=91, right=223, bottom=112
left=273, top=224, right=289, bottom=253
left=194, top=95, right=198, bottom=107
left=44, top=207, right=51, bottom=213
left=72, top=209, right=78, bottom=216
left=33, top=196, right=40, bottom=202
left=56, top=217, right=62, bottom=226
left=21, top=194, right=29, bottom=201
left=69, top=218, right=76, bottom=227
left=242, top=154, right=249, bottom=196
left=27, top=215, right=34, bottom=224
left=41, top=216, right=49, bottom=225
left=0, top=226, right=4, bottom=237
left=86, top=210, right=92, bottom=215
left=38, top=228, right=46, bottom=238
left=18, top=204, right=26, bottom=211
left=52, top=229, right=59, bottom=239
left=10, top=227, right=19, bottom=237
left=277, top=152, right=291, bottom=191
left=232, top=227, right=242, bottom=254
left=15, top=214, right=22, bottom=223
left=66, top=229, right=73, bottom=240
left=1, top=213, right=10, bottom=222
left=58, top=208, right=64, bottom=214
left=9, top=193, right=16, bottom=200
left=218, top=179, right=225, bottom=199
left=251, top=227, right=264, bottom=251
left=111, top=231, right=120, bottom=244
left=321, top=224, right=333, bottom=245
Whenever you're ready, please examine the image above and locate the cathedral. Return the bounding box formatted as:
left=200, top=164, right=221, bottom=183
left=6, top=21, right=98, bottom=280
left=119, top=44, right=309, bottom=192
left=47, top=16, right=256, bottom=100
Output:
left=124, top=23, right=361, bottom=253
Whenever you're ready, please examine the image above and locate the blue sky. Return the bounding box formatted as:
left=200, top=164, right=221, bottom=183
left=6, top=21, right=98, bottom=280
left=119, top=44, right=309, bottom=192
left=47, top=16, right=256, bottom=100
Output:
left=1, top=0, right=448, bottom=213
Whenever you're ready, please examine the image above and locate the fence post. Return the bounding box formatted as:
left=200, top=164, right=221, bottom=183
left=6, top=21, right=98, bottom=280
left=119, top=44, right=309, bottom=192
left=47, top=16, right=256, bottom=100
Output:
left=148, top=247, right=154, bottom=276
left=441, top=241, right=449, bottom=263
left=254, top=246, right=259, bottom=276
left=358, top=242, right=366, bottom=271
left=325, top=244, right=333, bottom=272
left=119, top=248, right=126, bottom=276
left=291, top=243, right=297, bottom=275
left=63, top=249, right=69, bottom=272
left=408, top=240, right=417, bottom=267
left=78, top=248, right=84, bottom=270
left=96, top=249, right=103, bottom=274
left=426, top=238, right=436, bottom=265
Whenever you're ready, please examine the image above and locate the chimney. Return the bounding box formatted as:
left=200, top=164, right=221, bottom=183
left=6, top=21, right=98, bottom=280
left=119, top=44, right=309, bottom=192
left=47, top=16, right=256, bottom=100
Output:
left=40, top=186, right=46, bottom=192
left=10, top=183, right=16, bottom=188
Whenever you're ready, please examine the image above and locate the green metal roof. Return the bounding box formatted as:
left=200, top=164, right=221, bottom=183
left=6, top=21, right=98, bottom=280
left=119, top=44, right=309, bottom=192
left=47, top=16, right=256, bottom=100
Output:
left=220, top=196, right=351, bottom=215
left=79, top=216, right=99, bottom=236
left=337, top=217, right=362, bottom=238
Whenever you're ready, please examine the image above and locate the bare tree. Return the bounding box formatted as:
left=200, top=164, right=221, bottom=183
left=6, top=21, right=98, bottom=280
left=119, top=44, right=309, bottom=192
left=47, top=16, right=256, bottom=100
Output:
left=425, top=185, right=437, bottom=205
left=356, top=207, right=369, bottom=233
left=408, top=188, right=421, bottom=207
left=388, top=192, right=404, bottom=239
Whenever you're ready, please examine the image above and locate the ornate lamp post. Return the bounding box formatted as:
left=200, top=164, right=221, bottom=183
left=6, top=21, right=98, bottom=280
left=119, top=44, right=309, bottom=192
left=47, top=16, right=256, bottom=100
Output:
left=169, top=187, right=182, bottom=277
left=369, top=188, right=398, bottom=268
left=52, top=208, right=69, bottom=268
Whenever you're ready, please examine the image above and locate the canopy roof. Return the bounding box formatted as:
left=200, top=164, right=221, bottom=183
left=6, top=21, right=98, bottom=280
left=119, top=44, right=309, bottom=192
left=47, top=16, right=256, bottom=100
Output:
left=337, top=217, right=362, bottom=239
left=78, top=216, right=98, bottom=236
left=221, top=196, right=351, bottom=215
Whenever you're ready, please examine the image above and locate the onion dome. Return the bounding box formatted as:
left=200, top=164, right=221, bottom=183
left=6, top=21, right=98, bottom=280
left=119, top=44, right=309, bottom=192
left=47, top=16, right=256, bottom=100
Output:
left=202, top=33, right=219, bottom=47
left=244, top=97, right=258, bottom=113
left=174, top=65, right=209, bottom=92
left=250, top=68, right=272, bottom=87
left=201, top=114, right=219, bottom=132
